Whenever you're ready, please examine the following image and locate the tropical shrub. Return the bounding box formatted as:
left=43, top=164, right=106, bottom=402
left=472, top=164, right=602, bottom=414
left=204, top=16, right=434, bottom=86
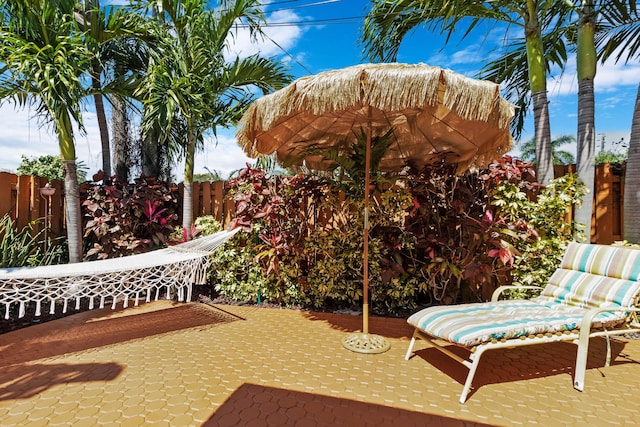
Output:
left=213, top=155, right=582, bottom=313
left=17, top=154, right=88, bottom=183
left=82, top=176, right=180, bottom=259
left=501, top=173, right=587, bottom=288
left=0, top=214, right=67, bottom=267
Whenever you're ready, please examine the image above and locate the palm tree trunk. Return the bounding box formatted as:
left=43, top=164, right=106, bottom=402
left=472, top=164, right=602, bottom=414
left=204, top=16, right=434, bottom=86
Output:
left=574, top=3, right=597, bottom=242
left=575, top=77, right=596, bottom=241
left=182, top=130, right=196, bottom=231
left=93, top=65, right=111, bottom=180
left=62, top=160, right=83, bottom=263
left=624, top=84, right=640, bottom=243
left=575, top=79, right=596, bottom=241
left=525, top=3, right=554, bottom=185
left=86, top=1, right=110, bottom=179
left=57, top=110, right=83, bottom=263
left=531, top=90, right=554, bottom=184
left=112, top=96, right=130, bottom=182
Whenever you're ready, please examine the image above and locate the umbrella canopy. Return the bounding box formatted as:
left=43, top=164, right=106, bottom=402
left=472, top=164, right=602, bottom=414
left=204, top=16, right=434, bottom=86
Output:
left=237, top=63, right=515, bottom=174
left=236, top=63, right=515, bottom=353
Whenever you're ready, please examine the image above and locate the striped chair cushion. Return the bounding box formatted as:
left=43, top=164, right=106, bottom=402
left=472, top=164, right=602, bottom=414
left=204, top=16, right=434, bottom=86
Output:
left=539, top=269, right=640, bottom=309
left=407, top=299, right=628, bottom=347
left=561, top=242, right=640, bottom=281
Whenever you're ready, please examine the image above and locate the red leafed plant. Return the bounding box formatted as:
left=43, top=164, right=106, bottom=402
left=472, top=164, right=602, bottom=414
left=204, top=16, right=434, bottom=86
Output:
left=82, top=176, right=180, bottom=260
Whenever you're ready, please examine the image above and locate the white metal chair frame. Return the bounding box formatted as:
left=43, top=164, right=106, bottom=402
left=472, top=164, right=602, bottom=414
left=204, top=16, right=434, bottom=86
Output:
left=405, top=286, right=640, bottom=404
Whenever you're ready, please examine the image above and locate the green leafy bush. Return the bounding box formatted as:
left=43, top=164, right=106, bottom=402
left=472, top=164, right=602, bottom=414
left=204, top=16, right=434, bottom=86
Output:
left=498, top=173, right=587, bottom=288
left=213, top=155, right=582, bottom=314
left=17, top=154, right=88, bottom=182
left=0, top=214, right=67, bottom=267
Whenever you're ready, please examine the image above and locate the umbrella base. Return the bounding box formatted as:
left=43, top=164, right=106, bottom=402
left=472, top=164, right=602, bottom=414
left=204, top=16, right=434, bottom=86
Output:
left=341, top=333, right=391, bottom=354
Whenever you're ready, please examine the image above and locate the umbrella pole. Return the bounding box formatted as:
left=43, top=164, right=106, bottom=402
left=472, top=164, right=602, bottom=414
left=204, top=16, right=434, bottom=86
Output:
left=341, top=106, right=390, bottom=354
left=362, top=113, right=371, bottom=336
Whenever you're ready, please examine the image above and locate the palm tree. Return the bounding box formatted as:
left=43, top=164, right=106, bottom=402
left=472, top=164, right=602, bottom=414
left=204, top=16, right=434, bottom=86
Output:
left=362, top=0, right=561, bottom=185
left=597, top=2, right=640, bottom=242
left=476, top=1, right=628, bottom=238
left=75, top=1, right=154, bottom=181
left=75, top=0, right=112, bottom=180
left=0, top=0, right=92, bottom=262
left=102, top=33, right=152, bottom=182
left=520, top=134, right=576, bottom=165
left=565, top=1, right=631, bottom=239
left=571, top=1, right=598, bottom=239
left=135, top=0, right=291, bottom=230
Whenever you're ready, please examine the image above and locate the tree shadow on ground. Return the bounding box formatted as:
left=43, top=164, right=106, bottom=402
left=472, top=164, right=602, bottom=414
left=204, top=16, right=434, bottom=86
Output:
left=0, top=302, right=240, bottom=366
left=203, top=382, right=497, bottom=427
left=0, top=362, right=122, bottom=400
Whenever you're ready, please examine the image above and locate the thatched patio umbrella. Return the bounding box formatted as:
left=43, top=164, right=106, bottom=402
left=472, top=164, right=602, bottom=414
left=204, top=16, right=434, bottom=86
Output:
left=237, top=63, right=515, bottom=353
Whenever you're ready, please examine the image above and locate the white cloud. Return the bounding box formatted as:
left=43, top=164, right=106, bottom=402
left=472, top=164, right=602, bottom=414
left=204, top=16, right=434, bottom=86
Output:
left=225, top=10, right=304, bottom=60
left=547, top=57, right=640, bottom=97
left=0, top=102, right=252, bottom=179
left=0, top=103, right=103, bottom=173
left=427, top=44, right=488, bottom=71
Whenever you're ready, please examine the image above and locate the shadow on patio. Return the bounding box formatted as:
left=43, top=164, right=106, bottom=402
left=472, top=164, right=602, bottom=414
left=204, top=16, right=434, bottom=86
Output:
left=203, top=383, right=496, bottom=427
left=0, top=302, right=240, bottom=366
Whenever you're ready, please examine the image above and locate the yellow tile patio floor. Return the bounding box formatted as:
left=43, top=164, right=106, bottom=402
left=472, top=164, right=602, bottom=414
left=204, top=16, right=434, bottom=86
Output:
left=1, top=300, right=639, bottom=426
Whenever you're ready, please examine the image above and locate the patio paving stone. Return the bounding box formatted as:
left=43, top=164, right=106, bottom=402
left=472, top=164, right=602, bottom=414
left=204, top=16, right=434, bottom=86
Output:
left=1, top=300, right=639, bottom=426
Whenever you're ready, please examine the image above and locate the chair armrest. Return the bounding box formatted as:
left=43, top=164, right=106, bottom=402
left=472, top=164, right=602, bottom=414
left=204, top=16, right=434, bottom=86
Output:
left=491, top=285, right=544, bottom=302
left=579, top=306, right=640, bottom=335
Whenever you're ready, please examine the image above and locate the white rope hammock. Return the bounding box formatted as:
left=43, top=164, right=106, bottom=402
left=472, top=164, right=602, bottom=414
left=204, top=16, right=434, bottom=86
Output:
left=0, top=228, right=240, bottom=320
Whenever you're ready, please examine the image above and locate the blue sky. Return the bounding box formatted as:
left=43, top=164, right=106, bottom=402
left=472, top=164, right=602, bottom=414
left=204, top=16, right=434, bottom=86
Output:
left=1, top=0, right=638, bottom=177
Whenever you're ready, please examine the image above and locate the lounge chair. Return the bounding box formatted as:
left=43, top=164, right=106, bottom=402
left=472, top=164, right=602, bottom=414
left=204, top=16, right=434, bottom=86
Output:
left=404, top=242, right=640, bottom=403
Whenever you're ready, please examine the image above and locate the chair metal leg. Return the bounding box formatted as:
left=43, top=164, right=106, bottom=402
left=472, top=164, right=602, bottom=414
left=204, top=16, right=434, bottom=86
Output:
left=405, top=332, right=417, bottom=360
left=574, top=327, right=591, bottom=391
left=459, top=348, right=483, bottom=404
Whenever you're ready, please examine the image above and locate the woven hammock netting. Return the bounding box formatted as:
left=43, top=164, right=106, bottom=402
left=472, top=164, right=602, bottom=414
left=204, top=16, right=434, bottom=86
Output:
left=0, top=229, right=239, bottom=320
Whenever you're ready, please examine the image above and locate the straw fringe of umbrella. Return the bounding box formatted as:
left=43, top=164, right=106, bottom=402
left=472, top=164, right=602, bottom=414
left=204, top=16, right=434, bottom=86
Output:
left=238, top=63, right=514, bottom=171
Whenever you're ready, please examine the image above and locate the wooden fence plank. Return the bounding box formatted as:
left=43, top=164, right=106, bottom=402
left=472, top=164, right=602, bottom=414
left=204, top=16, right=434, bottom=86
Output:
left=212, top=180, right=223, bottom=223
left=201, top=181, right=212, bottom=217
left=224, top=190, right=235, bottom=228
left=0, top=172, right=16, bottom=219
left=16, top=175, right=32, bottom=230
left=594, top=164, right=614, bottom=244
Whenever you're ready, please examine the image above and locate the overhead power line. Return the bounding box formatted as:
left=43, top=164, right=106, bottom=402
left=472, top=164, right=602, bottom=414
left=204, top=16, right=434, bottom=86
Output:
left=237, top=15, right=366, bottom=28
left=268, top=0, right=341, bottom=13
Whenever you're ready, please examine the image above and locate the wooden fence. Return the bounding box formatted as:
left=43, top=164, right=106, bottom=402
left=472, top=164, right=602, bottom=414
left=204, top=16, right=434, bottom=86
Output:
left=553, top=163, right=625, bottom=244
left=0, top=164, right=627, bottom=244
left=0, top=172, right=235, bottom=239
